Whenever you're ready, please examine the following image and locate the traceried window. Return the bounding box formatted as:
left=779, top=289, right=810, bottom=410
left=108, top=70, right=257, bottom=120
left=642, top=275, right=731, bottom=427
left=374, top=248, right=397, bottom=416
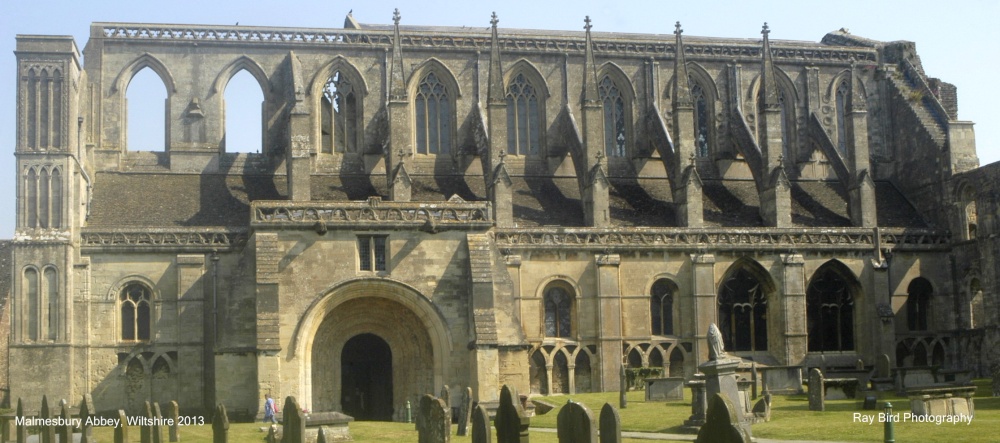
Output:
left=718, top=268, right=768, bottom=352
left=121, top=283, right=152, bottom=341
left=544, top=285, right=573, bottom=338
left=358, top=235, right=388, bottom=272
left=807, top=266, right=854, bottom=352
left=650, top=279, right=676, bottom=336
left=506, top=73, right=541, bottom=155
left=692, top=82, right=710, bottom=158
left=599, top=76, right=626, bottom=157
left=835, top=79, right=849, bottom=157
left=322, top=71, right=359, bottom=154
left=415, top=72, right=451, bottom=154
left=907, top=278, right=932, bottom=331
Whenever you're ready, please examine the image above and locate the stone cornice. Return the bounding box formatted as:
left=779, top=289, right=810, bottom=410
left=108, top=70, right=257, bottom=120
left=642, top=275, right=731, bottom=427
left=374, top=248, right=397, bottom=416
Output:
left=80, top=228, right=247, bottom=252
left=251, top=198, right=493, bottom=231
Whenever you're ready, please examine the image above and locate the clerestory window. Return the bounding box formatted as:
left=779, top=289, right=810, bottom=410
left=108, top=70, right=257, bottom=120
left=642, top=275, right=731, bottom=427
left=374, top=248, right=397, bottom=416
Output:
left=322, top=71, right=359, bottom=154
left=598, top=76, right=627, bottom=158
left=415, top=73, right=451, bottom=154
left=506, top=73, right=541, bottom=155
left=358, top=235, right=388, bottom=272
left=121, top=283, right=152, bottom=341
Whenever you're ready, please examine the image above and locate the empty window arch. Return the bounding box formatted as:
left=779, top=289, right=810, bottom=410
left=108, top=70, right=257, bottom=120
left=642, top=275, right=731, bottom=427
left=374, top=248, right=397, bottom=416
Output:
left=906, top=278, right=933, bottom=331
left=321, top=70, right=360, bottom=154
left=126, top=67, right=169, bottom=151
left=223, top=69, right=264, bottom=154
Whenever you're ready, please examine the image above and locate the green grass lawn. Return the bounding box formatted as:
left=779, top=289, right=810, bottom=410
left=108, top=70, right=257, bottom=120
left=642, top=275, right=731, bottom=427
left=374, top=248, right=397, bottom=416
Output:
left=11, top=380, right=998, bottom=442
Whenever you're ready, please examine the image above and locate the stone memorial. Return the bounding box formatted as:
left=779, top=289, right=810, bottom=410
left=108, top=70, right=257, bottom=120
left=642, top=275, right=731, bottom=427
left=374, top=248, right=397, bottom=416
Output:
left=681, top=375, right=707, bottom=433
left=440, top=385, right=452, bottom=421
left=751, top=392, right=771, bottom=423
left=57, top=400, right=72, bottom=443
left=808, top=368, right=825, bottom=411
left=870, top=354, right=894, bottom=391
left=141, top=401, right=153, bottom=443
left=556, top=400, right=596, bottom=443
left=304, top=411, right=353, bottom=442
left=40, top=395, right=56, bottom=443
left=281, top=397, right=305, bottom=443
left=167, top=401, right=180, bottom=442
left=643, top=377, right=684, bottom=401
left=152, top=402, right=166, bottom=443
left=316, top=428, right=328, bottom=443
left=416, top=394, right=432, bottom=443
left=80, top=394, right=96, bottom=443
left=114, top=410, right=129, bottom=443
left=598, top=403, right=621, bottom=443
left=14, top=399, right=26, bottom=443
left=619, top=364, right=627, bottom=409
left=759, top=366, right=804, bottom=394
left=907, top=385, right=976, bottom=418
left=429, top=396, right=451, bottom=443
left=700, top=324, right=746, bottom=424
left=694, top=394, right=751, bottom=443
left=471, top=404, right=492, bottom=443
left=494, top=385, right=529, bottom=443
left=212, top=403, right=229, bottom=443
left=457, top=387, right=473, bottom=436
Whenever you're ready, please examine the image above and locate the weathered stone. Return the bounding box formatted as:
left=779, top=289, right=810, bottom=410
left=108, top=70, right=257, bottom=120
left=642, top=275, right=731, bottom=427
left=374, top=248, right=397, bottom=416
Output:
left=80, top=394, right=96, bottom=443
left=682, top=376, right=707, bottom=432
left=212, top=403, right=229, bottom=443
left=152, top=402, right=166, bottom=443
left=494, top=385, right=529, bottom=443
left=428, top=396, right=451, bottom=443
left=440, top=385, right=451, bottom=412
left=167, top=401, right=180, bottom=442
left=808, top=368, right=825, bottom=411
left=471, top=404, right=492, bottom=443
left=114, top=410, right=129, bottom=443
left=751, top=392, right=771, bottom=423
left=141, top=401, right=153, bottom=443
left=457, top=387, right=473, bottom=436
left=618, top=365, right=627, bottom=409
left=694, top=394, right=751, bottom=443
left=14, top=399, right=26, bottom=443
left=877, top=354, right=891, bottom=379
left=530, top=399, right=556, bottom=416
left=281, top=397, right=305, bottom=443
left=644, top=377, right=684, bottom=401
left=556, top=400, right=596, bottom=443
left=598, top=403, right=621, bottom=443
left=316, top=427, right=327, bottom=443
left=700, top=356, right=745, bottom=423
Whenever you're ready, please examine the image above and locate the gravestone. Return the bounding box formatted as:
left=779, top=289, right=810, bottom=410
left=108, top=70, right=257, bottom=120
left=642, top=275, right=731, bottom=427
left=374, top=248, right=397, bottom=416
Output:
left=494, top=385, right=529, bottom=443
left=457, top=387, right=473, bottom=436
left=856, top=359, right=865, bottom=371
left=750, top=363, right=758, bottom=399
left=40, top=395, right=56, bottom=443
left=57, top=400, right=72, bottom=443
left=992, top=364, right=1000, bottom=397
left=80, top=394, right=96, bottom=443
left=416, top=395, right=432, bottom=443
left=14, top=399, right=26, bottom=443
left=556, top=400, right=596, bottom=443
left=266, top=425, right=277, bottom=443
left=281, top=397, right=305, bottom=443
left=152, top=402, right=166, bottom=443
left=141, top=401, right=153, bottom=443
left=316, top=427, right=327, bottom=443
left=700, top=325, right=744, bottom=423
left=808, top=369, right=825, bottom=411
left=114, top=410, right=129, bottom=443
left=751, top=392, right=771, bottom=423
left=694, top=394, right=751, bottom=443
left=167, top=401, right=180, bottom=442
left=877, top=354, right=891, bottom=379
left=618, top=365, right=627, bottom=409
left=644, top=377, right=684, bottom=401
left=598, top=403, right=621, bottom=443
left=440, top=385, right=451, bottom=415
left=428, top=396, right=451, bottom=443
left=212, top=403, right=229, bottom=443
left=681, top=376, right=707, bottom=432
left=471, top=404, right=492, bottom=443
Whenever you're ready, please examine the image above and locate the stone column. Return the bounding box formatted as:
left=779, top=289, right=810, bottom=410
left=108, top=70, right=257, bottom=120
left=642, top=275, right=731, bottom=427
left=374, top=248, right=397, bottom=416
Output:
left=596, top=253, right=623, bottom=392
left=780, top=253, right=807, bottom=365
left=871, top=252, right=895, bottom=366
left=690, top=254, right=717, bottom=363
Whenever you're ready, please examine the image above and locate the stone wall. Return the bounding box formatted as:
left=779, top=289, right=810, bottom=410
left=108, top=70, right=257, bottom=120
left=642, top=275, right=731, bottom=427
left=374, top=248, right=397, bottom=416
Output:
left=0, top=240, right=11, bottom=407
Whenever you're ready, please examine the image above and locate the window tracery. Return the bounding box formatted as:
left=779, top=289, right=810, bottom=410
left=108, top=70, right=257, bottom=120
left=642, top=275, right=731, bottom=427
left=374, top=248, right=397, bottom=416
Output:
left=718, top=267, right=768, bottom=351
left=835, top=79, right=849, bottom=157
left=598, top=76, right=626, bottom=157
left=650, top=279, right=675, bottom=336
left=692, top=82, right=710, bottom=158
left=415, top=72, right=451, bottom=154
left=544, top=285, right=572, bottom=338
left=806, top=266, right=854, bottom=352
left=322, top=71, right=359, bottom=154
left=121, top=283, right=152, bottom=341
left=506, top=73, right=540, bottom=155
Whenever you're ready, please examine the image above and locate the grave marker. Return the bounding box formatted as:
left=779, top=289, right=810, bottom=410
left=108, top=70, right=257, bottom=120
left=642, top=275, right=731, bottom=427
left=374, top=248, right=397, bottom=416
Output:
left=598, top=403, right=621, bottom=443
left=167, top=401, right=180, bottom=442
left=694, top=394, right=751, bottom=443
left=808, top=368, right=825, bottom=411
left=57, top=400, right=72, bottom=443
left=152, top=402, right=166, bottom=443
left=494, top=385, right=529, bottom=443
left=80, top=394, right=96, bottom=443
left=281, top=397, right=305, bottom=443
left=14, top=399, right=26, bottom=443
left=40, top=396, right=56, bottom=443
left=471, top=404, right=492, bottom=443
left=212, top=404, right=229, bottom=443
left=141, top=401, right=152, bottom=443
left=457, top=387, right=473, bottom=436
left=114, top=410, right=129, bottom=443
left=556, top=400, right=596, bottom=443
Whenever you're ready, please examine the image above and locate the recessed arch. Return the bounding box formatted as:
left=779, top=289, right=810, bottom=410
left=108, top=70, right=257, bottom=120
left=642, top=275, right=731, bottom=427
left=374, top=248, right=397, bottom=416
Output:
left=210, top=55, right=272, bottom=98
left=717, top=257, right=776, bottom=353
left=503, top=59, right=550, bottom=98
left=407, top=58, right=463, bottom=98
left=806, top=259, right=861, bottom=352
left=222, top=69, right=265, bottom=154
left=309, top=57, right=367, bottom=155
left=111, top=53, right=176, bottom=95
left=408, top=58, right=461, bottom=156
left=308, top=56, right=369, bottom=98
left=597, top=62, right=636, bottom=158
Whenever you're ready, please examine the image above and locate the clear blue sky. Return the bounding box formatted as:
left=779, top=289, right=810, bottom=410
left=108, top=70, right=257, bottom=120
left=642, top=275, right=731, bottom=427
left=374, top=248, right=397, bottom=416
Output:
left=3, top=0, right=998, bottom=238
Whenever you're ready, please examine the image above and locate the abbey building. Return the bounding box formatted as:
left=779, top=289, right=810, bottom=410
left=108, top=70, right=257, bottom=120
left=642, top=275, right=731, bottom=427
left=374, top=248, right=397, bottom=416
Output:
left=5, top=12, right=999, bottom=419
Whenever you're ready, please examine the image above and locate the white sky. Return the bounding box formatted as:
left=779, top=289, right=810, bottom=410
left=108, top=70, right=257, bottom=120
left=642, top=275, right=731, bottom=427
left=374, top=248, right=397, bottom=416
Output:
left=2, top=0, right=998, bottom=237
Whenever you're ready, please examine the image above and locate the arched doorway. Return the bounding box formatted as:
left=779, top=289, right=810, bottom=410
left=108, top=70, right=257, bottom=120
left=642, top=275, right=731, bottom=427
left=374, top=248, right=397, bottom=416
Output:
left=341, top=333, right=393, bottom=421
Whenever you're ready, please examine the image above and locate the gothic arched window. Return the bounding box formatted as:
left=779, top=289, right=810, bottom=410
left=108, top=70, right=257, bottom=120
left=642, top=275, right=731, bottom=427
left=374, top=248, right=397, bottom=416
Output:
left=322, top=71, right=359, bottom=154
left=23, top=166, right=61, bottom=229
left=907, top=278, right=933, bottom=331
left=121, top=283, right=152, bottom=341
left=718, top=267, right=768, bottom=351
left=692, top=82, right=710, bottom=158
left=598, top=76, right=627, bottom=157
left=415, top=72, right=451, bottom=154
left=544, top=285, right=573, bottom=338
left=806, top=266, right=855, bottom=352
left=835, top=79, right=849, bottom=157
left=506, top=73, right=541, bottom=155
left=650, top=279, right=676, bottom=336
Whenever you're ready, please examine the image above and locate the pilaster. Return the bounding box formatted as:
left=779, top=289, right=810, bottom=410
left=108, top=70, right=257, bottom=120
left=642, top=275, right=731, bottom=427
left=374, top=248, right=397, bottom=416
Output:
left=780, top=253, right=807, bottom=365
left=596, top=253, right=622, bottom=391
left=690, top=253, right=717, bottom=363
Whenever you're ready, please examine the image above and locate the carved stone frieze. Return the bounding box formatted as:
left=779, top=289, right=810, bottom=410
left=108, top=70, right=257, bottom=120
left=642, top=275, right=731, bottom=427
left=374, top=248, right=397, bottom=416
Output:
left=252, top=199, right=493, bottom=230
left=80, top=229, right=247, bottom=250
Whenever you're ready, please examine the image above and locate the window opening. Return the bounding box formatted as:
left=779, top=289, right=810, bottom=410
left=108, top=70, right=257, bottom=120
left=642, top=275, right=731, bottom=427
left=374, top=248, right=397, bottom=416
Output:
left=126, top=67, right=168, bottom=151
left=718, top=267, right=768, bottom=351
left=358, top=235, right=388, bottom=272
left=223, top=69, right=264, bottom=153
left=650, top=279, right=675, bottom=335
left=806, top=267, right=854, bottom=352
left=544, top=286, right=572, bottom=338
left=415, top=72, right=451, bottom=154
left=598, top=76, right=626, bottom=157
left=121, top=283, right=151, bottom=341
left=506, top=73, right=540, bottom=155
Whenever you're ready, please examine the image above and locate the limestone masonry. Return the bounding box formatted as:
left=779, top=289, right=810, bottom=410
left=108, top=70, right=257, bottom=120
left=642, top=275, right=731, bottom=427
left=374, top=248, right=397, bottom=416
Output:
left=4, top=11, right=999, bottom=418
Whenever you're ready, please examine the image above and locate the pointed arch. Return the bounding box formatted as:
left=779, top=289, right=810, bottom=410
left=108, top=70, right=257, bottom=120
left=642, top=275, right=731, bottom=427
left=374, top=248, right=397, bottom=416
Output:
left=504, top=59, right=549, bottom=156
left=22, top=266, right=40, bottom=342
left=309, top=56, right=370, bottom=98
left=806, top=260, right=861, bottom=352
left=111, top=53, right=176, bottom=95
left=210, top=55, right=272, bottom=99
left=407, top=58, right=463, bottom=98
left=906, top=277, right=933, bottom=332
left=718, top=258, right=776, bottom=352
left=409, top=58, right=461, bottom=156
left=310, top=57, right=367, bottom=155
left=503, top=59, right=551, bottom=98
left=597, top=62, right=636, bottom=158
left=748, top=67, right=799, bottom=162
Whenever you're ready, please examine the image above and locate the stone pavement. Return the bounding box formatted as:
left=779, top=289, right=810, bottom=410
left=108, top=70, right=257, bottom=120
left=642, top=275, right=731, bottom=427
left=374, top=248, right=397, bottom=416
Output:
left=531, top=427, right=862, bottom=443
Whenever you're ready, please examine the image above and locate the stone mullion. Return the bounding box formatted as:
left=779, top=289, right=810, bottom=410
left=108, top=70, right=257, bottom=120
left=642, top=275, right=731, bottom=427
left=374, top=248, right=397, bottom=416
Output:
left=780, top=253, right=806, bottom=365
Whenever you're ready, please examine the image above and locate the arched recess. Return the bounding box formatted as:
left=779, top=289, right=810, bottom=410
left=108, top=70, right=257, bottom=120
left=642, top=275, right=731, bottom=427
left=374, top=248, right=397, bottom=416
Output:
left=667, top=62, right=720, bottom=159
left=308, top=56, right=368, bottom=155
left=113, top=54, right=175, bottom=152
left=956, top=182, right=978, bottom=241
left=825, top=69, right=867, bottom=160
left=21, top=266, right=40, bottom=342
left=294, top=278, right=453, bottom=411
left=538, top=278, right=579, bottom=339
left=112, top=53, right=177, bottom=95
left=597, top=62, right=636, bottom=158
left=529, top=347, right=548, bottom=394
left=408, top=58, right=461, bottom=156
left=806, top=260, right=861, bottom=353
left=747, top=67, right=799, bottom=164
left=969, top=277, right=984, bottom=328
left=717, top=258, right=776, bottom=353
left=905, top=277, right=933, bottom=332
left=503, top=59, right=550, bottom=156
left=649, top=277, right=679, bottom=336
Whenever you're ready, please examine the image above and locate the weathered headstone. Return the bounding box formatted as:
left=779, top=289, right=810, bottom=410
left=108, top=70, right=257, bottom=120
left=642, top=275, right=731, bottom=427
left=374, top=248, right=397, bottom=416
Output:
left=598, top=403, right=621, bottom=443
left=167, top=401, right=180, bottom=442
left=141, top=401, right=153, bottom=443
left=682, top=376, right=707, bottom=432
left=57, top=400, right=72, bottom=443
left=808, top=368, right=825, bottom=411
left=556, top=400, right=596, bottom=443
left=14, top=399, right=26, bottom=443
left=751, top=392, right=771, bottom=423
left=280, top=397, right=305, bottom=443
left=618, top=364, right=627, bottom=409
left=471, top=404, right=492, bottom=443
left=114, top=410, right=129, bottom=443
left=877, top=354, right=891, bottom=379
left=316, top=427, right=327, bottom=443
left=80, top=394, right=96, bottom=443
left=416, top=395, right=431, bottom=443
left=457, top=387, right=473, bottom=436
left=152, top=402, right=166, bottom=443
left=992, top=363, right=1000, bottom=397
left=428, top=396, right=451, bottom=443
left=440, top=385, right=451, bottom=412
left=266, top=425, right=277, bottom=443
left=494, top=385, right=529, bottom=443
left=694, top=394, right=751, bottom=443
left=212, top=403, right=229, bottom=443
left=40, top=395, right=56, bottom=443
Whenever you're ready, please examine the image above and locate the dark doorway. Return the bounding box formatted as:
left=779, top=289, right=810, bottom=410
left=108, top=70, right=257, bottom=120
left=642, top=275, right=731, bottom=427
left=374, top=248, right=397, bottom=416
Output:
left=341, top=333, right=393, bottom=420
